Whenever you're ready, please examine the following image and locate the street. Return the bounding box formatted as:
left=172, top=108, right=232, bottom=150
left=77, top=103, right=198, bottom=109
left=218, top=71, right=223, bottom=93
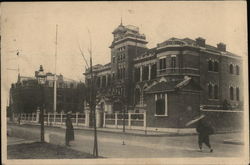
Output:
left=8, top=124, right=244, bottom=158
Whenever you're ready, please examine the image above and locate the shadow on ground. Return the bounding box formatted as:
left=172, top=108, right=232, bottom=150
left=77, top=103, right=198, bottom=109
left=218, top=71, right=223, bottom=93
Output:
left=8, top=142, right=100, bottom=159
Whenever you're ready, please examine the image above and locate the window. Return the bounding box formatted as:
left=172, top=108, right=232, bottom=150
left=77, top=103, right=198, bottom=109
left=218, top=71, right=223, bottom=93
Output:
left=134, top=67, right=140, bottom=82
left=230, top=87, right=234, bottom=100
left=142, top=66, right=149, bottom=81
left=214, top=85, right=218, bottom=99
left=102, top=76, right=106, bottom=87
left=208, top=84, right=213, bottom=99
left=159, top=58, right=166, bottom=71
left=229, top=64, right=234, bottom=74
left=171, top=56, right=176, bottom=69
left=122, top=68, right=126, bottom=79
left=214, top=61, right=219, bottom=72
left=155, top=94, right=167, bottom=116
left=134, top=88, right=140, bottom=105
left=236, top=87, right=240, bottom=101
left=151, top=64, right=157, bottom=79
left=107, top=75, right=111, bottom=86
left=96, top=77, right=101, bottom=88
left=156, top=99, right=165, bottom=115
left=208, top=60, right=213, bottom=71
left=236, top=65, right=240, bottom=75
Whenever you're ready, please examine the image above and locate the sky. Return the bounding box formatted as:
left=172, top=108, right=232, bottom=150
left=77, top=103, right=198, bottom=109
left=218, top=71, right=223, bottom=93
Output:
left=1, top=1, right=248, bottom=107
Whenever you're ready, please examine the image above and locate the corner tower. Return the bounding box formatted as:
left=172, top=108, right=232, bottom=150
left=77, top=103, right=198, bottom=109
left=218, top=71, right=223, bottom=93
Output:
left=109, top=23, right=148, bottom=107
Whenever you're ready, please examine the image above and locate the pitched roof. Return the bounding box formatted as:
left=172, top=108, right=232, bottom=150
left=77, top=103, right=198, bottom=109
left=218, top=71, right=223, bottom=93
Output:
left=145, top=80, right=182, bottom=93
left=145, top=77, right=201, bottom=94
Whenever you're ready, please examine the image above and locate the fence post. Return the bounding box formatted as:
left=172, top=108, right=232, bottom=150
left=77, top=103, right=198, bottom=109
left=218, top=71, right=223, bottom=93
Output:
left=144, top=111, right=147, bottom=134
left=76, top=112, right=78, bottom=126
left=115, top=112, right=118, bottom=128
left=36, top=109, right=40, bottom=123
left=33, top=113, right=36, bottom=122
left=128, top=112, right=131, bottom=129
left=48, top=112, right=50, bottom=126
left=85, top=110, right=90, bottom=127
left=60, top=112, right=63, bottom=125
left=31, top=113, right=33, bottom=122
left=103, top=112, right=106, bottom=128
left=53, top=112, right=56, bottom=125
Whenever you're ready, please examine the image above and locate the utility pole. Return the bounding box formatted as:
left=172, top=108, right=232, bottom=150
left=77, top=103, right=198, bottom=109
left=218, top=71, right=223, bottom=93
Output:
left=7, top=49, right=21, bottom=124
left=122, top=99, right=126, bottom=145
left=53, top=24, right=58, bottom=114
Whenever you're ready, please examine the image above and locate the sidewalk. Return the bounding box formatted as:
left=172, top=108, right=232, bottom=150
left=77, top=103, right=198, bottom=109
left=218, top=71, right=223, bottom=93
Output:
left=10, top=122, right=196, bottom=137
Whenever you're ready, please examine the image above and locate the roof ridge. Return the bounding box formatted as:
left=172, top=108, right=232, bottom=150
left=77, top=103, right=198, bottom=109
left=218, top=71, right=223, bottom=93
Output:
left=175, top=77, right=192, bottom=89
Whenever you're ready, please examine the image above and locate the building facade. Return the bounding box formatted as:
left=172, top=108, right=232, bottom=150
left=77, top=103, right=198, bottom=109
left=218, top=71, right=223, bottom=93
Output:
left=84, top=23, right=243, bottom=128
left=9, top=66, right=85, bottom=114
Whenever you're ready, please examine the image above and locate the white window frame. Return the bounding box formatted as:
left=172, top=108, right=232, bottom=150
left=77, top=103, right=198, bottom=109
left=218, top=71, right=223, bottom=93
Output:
left=154, top=93, right=168, bottom=117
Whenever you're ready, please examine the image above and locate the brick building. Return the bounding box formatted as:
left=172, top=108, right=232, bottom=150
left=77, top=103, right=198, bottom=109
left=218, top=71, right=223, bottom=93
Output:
left=84, top=23, right=243, bottom=128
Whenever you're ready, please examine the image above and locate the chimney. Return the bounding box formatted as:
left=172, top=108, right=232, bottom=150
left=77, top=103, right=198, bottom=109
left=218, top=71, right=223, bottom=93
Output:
left=196, top=37, right=206, bottom=47
left=217, top=42, right=226, bottom=52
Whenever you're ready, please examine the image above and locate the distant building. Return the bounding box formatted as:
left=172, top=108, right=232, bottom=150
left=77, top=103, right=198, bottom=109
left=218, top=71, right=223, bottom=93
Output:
left=84, top=23, right=243, bottom=128
left=9, top=67, right=85, bottom=114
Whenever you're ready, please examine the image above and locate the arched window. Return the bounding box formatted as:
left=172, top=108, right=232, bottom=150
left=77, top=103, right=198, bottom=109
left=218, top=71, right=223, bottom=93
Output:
left=208, top=60, right=213, bottom=71
left=229, top=64, right=234, bottom=74
left=214, top=85, right=218, bottom=99
left=236, top=65, right=240, bottom=75
left=208, top=84, right=213, bottom=99
left=236, top=87, right=240, bottom=101
left=214, top=61, right=219, bottom=72
left=134, top=88, right=140, bottom=105
left=230, top=87, right=234, bottom=100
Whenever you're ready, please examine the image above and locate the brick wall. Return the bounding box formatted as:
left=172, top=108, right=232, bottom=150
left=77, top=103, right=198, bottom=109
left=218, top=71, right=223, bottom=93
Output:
left=145, top=91, right=200, bottom=128
left=201, top=111, right=243, bottom=132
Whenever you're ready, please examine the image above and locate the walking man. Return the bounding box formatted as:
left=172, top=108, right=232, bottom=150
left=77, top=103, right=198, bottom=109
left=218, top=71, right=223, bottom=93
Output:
left=65, top=111, right=74, bottom=146
left=196, top=117, right=214, bottom=152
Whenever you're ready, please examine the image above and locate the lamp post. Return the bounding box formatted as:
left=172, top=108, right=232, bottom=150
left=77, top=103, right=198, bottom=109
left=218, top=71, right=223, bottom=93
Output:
left=37, top=65, right=46, bottom=142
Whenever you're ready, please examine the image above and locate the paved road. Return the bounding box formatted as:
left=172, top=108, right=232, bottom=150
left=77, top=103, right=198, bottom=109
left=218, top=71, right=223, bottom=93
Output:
left=8, top=124, right=244, bottom=158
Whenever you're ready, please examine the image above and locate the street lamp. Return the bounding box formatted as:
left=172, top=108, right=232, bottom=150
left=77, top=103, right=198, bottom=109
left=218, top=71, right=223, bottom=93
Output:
left=37, top=65, right=46, bottom=142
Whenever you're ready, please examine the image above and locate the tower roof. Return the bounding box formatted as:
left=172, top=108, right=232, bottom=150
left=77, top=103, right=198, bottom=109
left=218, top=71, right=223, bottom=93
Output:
left=112, top=24, right=126, bottom=34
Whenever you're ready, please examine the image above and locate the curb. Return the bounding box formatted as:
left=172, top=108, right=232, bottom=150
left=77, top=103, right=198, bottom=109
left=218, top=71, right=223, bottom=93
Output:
left=8, top=122, right=241, bottom=137
left=12, top=123, right=196, bottom=137
left=223, top=139, right=244, bottom=145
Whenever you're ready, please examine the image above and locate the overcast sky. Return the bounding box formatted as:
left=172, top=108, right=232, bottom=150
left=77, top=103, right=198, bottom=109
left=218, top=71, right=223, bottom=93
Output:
left=1, top=1, right=247, bottom=106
